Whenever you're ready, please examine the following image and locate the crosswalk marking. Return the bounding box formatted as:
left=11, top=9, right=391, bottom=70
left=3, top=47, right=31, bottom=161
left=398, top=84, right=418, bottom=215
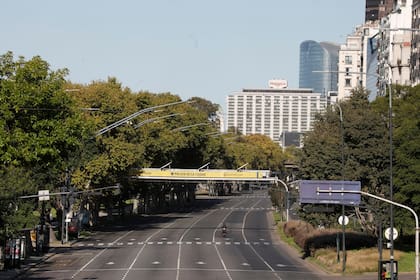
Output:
left=75, top=241, right=276, bottom=247
left=219, top=207, right=274, bottom=211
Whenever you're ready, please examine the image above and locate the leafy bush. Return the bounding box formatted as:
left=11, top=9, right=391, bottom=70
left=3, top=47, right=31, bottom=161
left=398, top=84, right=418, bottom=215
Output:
left=283, top=220, right=376, bottom=258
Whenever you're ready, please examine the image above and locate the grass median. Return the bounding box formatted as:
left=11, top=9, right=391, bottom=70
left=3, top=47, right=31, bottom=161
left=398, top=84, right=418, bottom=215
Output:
left=272, top=215, right=415, bottom=274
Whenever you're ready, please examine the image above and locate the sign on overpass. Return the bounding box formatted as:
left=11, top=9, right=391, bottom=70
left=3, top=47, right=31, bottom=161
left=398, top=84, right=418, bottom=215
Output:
left=131, top=168, right=276, bottom=183
left=297, top=180, right=361, bottom=206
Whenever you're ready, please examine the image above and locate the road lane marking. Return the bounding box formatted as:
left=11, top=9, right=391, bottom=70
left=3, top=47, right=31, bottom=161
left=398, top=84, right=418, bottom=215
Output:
left=176, top=208, right=219, bottom=280
left=77, top=240, right=277, bottom=247
left=211, top=199, right=247, bottom=280
left=241, top=199, right=283, bottom=280
left=71, top=230, right=133, bottom=279
left=121, top=215, right=186, bottom=280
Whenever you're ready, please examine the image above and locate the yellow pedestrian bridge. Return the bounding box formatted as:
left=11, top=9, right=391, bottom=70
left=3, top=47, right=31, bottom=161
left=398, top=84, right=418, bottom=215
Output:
left=130, top=168, right=278, bottom=184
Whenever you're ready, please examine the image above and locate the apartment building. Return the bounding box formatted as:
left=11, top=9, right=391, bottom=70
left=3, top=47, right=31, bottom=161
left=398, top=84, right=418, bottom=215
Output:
left=377, top=0, right=413, bottom=90
left=337, top=23, right=380, bottom=100
left=411, top=0, right=420, bottom=85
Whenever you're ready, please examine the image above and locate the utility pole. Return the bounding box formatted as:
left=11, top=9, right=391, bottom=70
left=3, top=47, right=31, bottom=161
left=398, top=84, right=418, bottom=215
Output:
left=61, top=169, right=70, bottom=244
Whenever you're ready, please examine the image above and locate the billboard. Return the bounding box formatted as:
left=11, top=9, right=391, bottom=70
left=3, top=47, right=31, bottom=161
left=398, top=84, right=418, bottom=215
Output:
left=268, top=79, right=288, bottom=89
left=298, top=180, right=361, bottom=206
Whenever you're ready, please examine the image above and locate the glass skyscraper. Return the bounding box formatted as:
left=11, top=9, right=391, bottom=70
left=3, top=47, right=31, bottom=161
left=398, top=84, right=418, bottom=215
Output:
left=299, top=40, right=339, bottom=95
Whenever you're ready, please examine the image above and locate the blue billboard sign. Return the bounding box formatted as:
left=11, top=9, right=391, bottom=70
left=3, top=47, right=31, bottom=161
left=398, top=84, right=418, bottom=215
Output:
left=298, top=180, right=361, bottom=206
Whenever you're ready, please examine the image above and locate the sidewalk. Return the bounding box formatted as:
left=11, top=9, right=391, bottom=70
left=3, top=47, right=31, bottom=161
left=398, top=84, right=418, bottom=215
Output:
left=0, top=241, right=73, bottom=280
left=325, top=272, right=416, bottom=279
left=0, top=252, right=54, bottom=280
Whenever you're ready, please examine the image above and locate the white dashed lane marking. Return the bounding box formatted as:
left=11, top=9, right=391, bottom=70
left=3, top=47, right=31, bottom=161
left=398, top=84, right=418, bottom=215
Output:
left=219, top=207, right=274, bottom=211
left=76, top=241, right=276, bottom=247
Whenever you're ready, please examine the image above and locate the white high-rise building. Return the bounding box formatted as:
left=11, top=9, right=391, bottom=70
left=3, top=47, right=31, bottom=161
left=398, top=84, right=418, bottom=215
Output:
left=225, top=85, right=328, bottom=146
left=337, top=22, right=379, bottom=100
left=378, top=0, right=413, bottom=90
left=411, top=0, right=420, bottom=85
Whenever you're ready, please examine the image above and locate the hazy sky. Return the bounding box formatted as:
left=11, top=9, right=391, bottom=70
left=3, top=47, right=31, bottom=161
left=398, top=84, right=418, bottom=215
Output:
left=1, top=0, right=365, bottom=109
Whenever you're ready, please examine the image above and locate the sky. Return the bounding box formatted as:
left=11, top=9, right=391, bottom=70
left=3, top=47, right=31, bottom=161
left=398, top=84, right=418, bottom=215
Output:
left=1, top=0, right=365, bottom=110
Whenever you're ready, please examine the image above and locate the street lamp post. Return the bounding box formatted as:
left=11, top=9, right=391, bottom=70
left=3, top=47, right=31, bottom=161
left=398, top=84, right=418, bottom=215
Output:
left=276, top=179, right=289, bottom=222
left=314, top=23, right=420, bottom=278
left=317, top=189, right=419, bottom=280
left=387, top=81, right=396, bottom=279
left=333, top=102, right=346, bottom=272
left=314, top=69, right=393, bottom=273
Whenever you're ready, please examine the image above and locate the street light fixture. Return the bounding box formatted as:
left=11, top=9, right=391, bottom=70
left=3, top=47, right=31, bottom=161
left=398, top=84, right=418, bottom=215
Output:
left=96, top=100, right=191, bottom=136
left=133, top=113, right=183, bottom=129
left=171, top=122, right=211, bottom=132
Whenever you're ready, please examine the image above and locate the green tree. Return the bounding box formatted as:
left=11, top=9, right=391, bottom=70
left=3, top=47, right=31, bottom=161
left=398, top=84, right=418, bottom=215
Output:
left=298, top=86, right=389, bottom=233
left=0, top=52, right=89, bottom=238
left=225, top=134, right=285, bottom=171
left=392, top=85, right=420, bottom=232
left=0, top=166, right=38, bottom=241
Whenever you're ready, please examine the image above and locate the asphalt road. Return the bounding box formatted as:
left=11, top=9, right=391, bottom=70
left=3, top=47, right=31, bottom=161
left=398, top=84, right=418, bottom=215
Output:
left=20, top=190, right=325, bottom=280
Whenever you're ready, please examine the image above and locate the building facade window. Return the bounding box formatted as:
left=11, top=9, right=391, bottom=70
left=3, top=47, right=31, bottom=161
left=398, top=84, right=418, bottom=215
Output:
left=345, top=78, right=351, bottom=87
left=345, top=67, right=351, bottom=75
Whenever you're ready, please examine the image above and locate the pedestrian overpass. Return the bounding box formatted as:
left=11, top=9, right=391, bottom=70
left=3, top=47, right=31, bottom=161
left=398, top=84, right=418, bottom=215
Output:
left=129, top=165, right=284, bottom=215
left=130, top=167, right=278, bottom=185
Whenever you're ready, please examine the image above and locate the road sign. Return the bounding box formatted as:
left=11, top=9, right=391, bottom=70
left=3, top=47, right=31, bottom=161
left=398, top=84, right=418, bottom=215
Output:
left=298, top=180, right=361, bottom=206
left=38, top=190, right=50, bottom=201
left=384, top=227, right=399, bottom=241
left=338, top=215, right=349, bottom=225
